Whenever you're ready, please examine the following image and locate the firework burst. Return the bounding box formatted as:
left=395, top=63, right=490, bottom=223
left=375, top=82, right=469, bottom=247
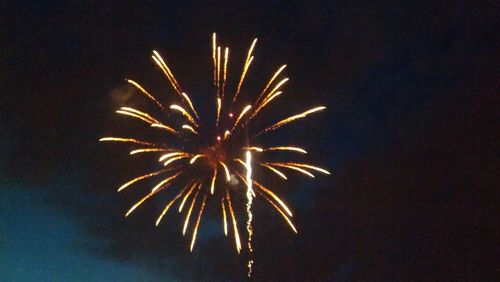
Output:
left=100, top=34, right=329, bottom=260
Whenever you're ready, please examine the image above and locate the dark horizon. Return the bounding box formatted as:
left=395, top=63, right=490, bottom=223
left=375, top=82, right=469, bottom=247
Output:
left=1, top=1, right=497, bottom=281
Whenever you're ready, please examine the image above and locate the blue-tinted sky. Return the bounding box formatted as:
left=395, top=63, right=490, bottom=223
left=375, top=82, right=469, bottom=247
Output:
left=1, top=1, right=497, bottom=281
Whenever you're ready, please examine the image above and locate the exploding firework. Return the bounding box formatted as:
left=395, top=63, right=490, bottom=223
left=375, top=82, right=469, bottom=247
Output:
left=100, top=34, right=329, bottom=258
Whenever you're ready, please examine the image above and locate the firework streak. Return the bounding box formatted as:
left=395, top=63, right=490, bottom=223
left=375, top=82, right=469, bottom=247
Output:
left=100, top=33, right=329, bottom=276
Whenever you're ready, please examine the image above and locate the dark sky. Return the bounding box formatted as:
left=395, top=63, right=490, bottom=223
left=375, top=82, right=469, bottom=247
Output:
left=1, top=1, right=498, bottom=281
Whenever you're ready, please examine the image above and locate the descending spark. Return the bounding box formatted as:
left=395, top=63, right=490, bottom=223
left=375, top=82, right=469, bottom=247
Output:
left=266, top=146, right=307, bottom=154
left=234, top=172, right=293, bottom=218
left=216, top=98, right=222, bottom=126
left=221, top=198, right=228, bottom=236
left=222, top=47, right=229, bottom=100
left=190, top=195, right=207, bottom=252
left=125, top=187, right=165, bottom=217
left=152, top=50, right=182, bottom=96
left=158, top=152, right=186, bottom=162
left=181, top=92, right=200, bottom=120
left=189, top=154, right=205, bottom=164
left=119, top=107, right=160, bottom=123
left=255, top=65, right=287, bottom=105
left=217, top=46, right=221, bottom=97
left=116, top=110, right=155, bottom=125
left=151, top=123, right=178, bottom=134
left=156, top=183, right=191, bottom=226
left=285, top=162, right=331, bottom=175
left=219, top=161, right=231, bottom=181
left=258, top=190, right=297, bottom=233
left=179, top=181, right=199, bottom=212
left=242, top=146, right=263, bottom=152
left=245, top=151, right=255, bottom=277
left=264, top=162, right=315, bottom=178
left=163, top=155, right=190, bottom=167
left=183, top=185, right=201, bottom=235
left=232, top=105, right=252, bottom=132
left=233, top=38, right=257, bottom=103
left=170, top=104, right=198, bottom=127
left=226, top=190, right=241, bottom=253
left=126, top=79, right=166, bottom=111
left=210, top=167, right=217, bottom=194
left=252, top=179, right=293, bottom=217
left=260, top=163, right=288, bottom=180
left=117, top=169, right=170, bottom=192
left=250, top=91, right=283, bottom=120
left=233, top=158, right=247, bottom=169
left=151, top=171, right=184, bottom=193
left=99, top=137, right=156, bottom=146
left=212, top=33, right=217, bottom=87
left=182, top=124, right=198, bottom=135
left=255, top=106, right=326, bottom=137
left=130, top=148, right=174, bottom=155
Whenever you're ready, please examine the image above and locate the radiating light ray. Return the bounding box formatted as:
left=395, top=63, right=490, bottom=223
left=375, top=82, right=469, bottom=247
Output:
left=258, top=190, right=297, bottom=233
left=223, top=130, right=230, bottom=140
left=264, top=162, right=315, bottom=178
left=126, top=79, right=166, bottom=111
left=151, top=123, right=178, bottom=134
left=99, top=137, right=156, bottom=146
left=182, top=124, right=198, bottom=135
left=233, top=158, right=247, bottom=170
left=159, top=152, right=186, bottom=162
left=222, top=47, right=229, bottom=100
left=217, top=46, right=221, bottom=97
left=125, top=186, right=165, bottom=217
left=210, top=167, right=217, bottom=194
left=163, top=155, right=189, bottom=167
left=120, top=107, right=161, bottom=124
left=234, top=172, right=293, bottom=218
left=116, top=110, right=155, bottom=125
left=117, top=169, right=169, bottom=192
left=285, top=162, right=331, bottom=175
left=212, top=33, right=217, bottom=87
left=130, top=148, right=174, bottom=155
left=156, top=183, right=191, bottom=226
left=190, top=195, right=206, bottom=252
left=233, top=56, right=254, bottom=104
left=189, top=154, right=205, bottom=164
left=242, top=146, right=263, bottom=152
left=170, top=104, right=198, bottom=127
left=179, top=181, right=199, bottom=212
left=219, top=161, right=231, bottom=181
left=226, top=190, right=241, bottom=253
left=260, top=163, right=288, bottom=180
left=250, top=91, right=283, bottom=120
left=252, top=179, right=293, bottom=217
left=266, top=146, right=307, bottom=154
left=221, top=198, right=228, bottom=236
left=255, top=106, right=326, bottom=137
left=181, top=92, right=200, bottom=120
left=252, top=77, right=289, bottom=118
left=251, top=77, right=289, bottom=120
left=231, top=105, right=252, bottom=132
left=216, top=98, right=222, bottom=126
left=183, top=185, right=201, bottom=235
left=152, top=50, right=182, bottom=96
left=233, top=38, right=257, bottom=103
left=255, top=65, right=287, bottom=104
left=151, top=171, right=184, bottom=193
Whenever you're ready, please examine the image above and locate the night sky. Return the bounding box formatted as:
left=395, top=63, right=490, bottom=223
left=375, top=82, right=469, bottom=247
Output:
left=1, top=1, right=498, bottom=281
